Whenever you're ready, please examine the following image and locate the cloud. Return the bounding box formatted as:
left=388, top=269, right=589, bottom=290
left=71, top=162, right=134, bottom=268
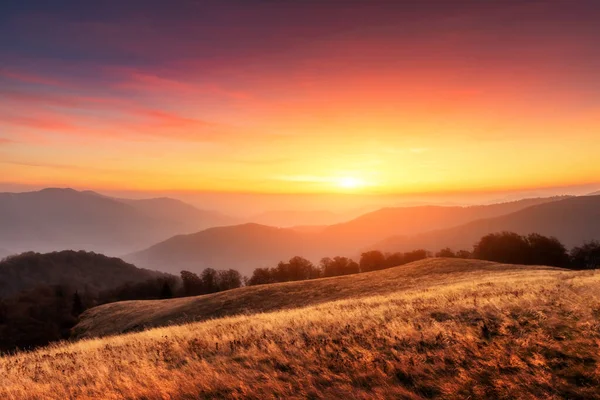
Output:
left=1, top=88, right=230, bottom=143
left=0, top=113, right=79, bottom=132
left=0, top=69, right=64, bottom=86
left=108, top=67, right=252, bottom=101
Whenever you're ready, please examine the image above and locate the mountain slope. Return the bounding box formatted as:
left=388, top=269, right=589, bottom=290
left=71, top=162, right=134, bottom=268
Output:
left=319, top=196, right=569, bottom=249
left=249, top=209, right=356, bottom=227
left=0, top=188, right=233, bottom=255
left=8, top=258, right=600, bottom=399
left=125, top=223, right=322, bottom=275
left=375, top=195, right=600, bottom=252
left=0, top=250, right=165, bottom=297
left=118, top=197, right=236, bottom=231
left=74, top=258, right=557, bottom=338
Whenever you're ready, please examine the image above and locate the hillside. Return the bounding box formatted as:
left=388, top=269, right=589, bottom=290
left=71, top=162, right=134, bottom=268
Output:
left=249, top=209, right=357, bottom=227
left=0, top=188, right=233, bottom=255
left=117, top=197, right=236, bottom=230
left=0, top=250, right=165, bottom=297
left=125, top=223, right=323, bottom=275
left=375, top=195, right=600, bottom=253
left=3, top=258, right=600, bottom=399
left=319, top=196, right=568, bottom=249
left=74, top=258, right=557, bottom=338
left=128, top=197, right=565, bottom=274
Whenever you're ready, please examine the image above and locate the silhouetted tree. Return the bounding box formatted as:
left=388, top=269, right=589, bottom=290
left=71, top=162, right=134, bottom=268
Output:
left=200, top=268, right=219, bottom=294
left=320, top=256, right=359, bottom=277
left=181, top=270, right=203, bottom=296
left=247, top=268, right=274, bottom=286
left=455, top=250, right=472, bottom=259
left=526, top=233, right=569, bottom=267
left=217, top=269, right=242, bottom=291
left=71, top=291, right=84, bottom=316
left=473, top=232, right=530, bottom=264
left=403, top=249, right=429, bottom=263
left=360, top=250, right=386, bottom=272
left=384, top=252, right=404, bottom=268
left=435, top=248, right=456, bottom=258
left=272, top=256, right=319, bottom=282
left=474, top=232, right=570, bottom=267
left=160, top=282, right=173, bottom=299
left=570, top=241, right=600, bottom=270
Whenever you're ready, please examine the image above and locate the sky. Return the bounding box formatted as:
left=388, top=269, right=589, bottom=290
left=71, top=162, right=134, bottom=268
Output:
left=1, top=0, right=600, bottom=206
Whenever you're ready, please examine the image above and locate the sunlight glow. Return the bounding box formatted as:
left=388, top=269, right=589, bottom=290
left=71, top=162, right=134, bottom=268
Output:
left=337, top=177, right=365, bottom=190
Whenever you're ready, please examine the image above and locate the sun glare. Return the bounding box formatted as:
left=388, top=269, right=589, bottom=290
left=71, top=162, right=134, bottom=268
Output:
left=337, top=176, right=364, bottom=189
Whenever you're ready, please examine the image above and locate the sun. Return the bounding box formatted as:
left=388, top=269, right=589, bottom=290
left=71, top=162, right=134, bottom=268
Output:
left=337, top=176, right=365, bottom=189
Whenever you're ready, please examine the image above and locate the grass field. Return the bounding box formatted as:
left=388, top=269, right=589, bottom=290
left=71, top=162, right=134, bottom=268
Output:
left=2, top=259, right=600, bottom=399
left=74, top=258, right=556, bottom=338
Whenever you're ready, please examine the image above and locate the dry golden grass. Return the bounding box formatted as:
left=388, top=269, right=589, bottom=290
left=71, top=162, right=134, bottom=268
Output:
left=74, top=259, right=556, bottom=338
left=2, top=259, right=600, bottom=399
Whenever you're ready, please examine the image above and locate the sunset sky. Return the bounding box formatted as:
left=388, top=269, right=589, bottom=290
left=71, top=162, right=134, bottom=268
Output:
left=1, top=0, right=599, bottom=200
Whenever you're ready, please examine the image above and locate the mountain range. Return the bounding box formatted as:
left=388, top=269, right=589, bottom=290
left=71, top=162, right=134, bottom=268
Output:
left=4, top=188, right=599, bottom=277
left=373, top=194, right=600, bottom=252
left=0, top=188, right=236, bottom=255
left=125, top=196, right=574, bottom=275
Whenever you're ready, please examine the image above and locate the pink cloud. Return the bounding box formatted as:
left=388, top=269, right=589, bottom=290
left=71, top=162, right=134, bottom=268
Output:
left=0, top=69, right=64, bottom=86
left=0, top=113, right=79, bottom=132
left=107, top=67, right=253, bottom=101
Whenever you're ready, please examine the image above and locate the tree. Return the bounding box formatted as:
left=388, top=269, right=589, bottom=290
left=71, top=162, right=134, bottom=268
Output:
left=384, top=252, right=404, bottom=268
left=217, top=269, right=242, bottom=291
left=71, top=291, right=84, bottom=316
left=526, top=233, right=569, bottom=267
left=181, top=270, right=203, bottom=296
left=570, top=241, right=600, bottom=270
left=435, top=248, right=456, bottom=258
left=272, top=257, right=319, bottom=282
left=473, top=232, right=530, bottom=264
left=320, top=256, right=359, bottom=277
left=248, top=268, right=273, bottom=286
left=403, top=249, right=429, bottom=264
left=160, top=282, right=173, bottom=299
left=200, top=268, right=219, bottom=294
left=455, top=250, right=472, bottom=259
left=360, top=250, right=386, bottom=272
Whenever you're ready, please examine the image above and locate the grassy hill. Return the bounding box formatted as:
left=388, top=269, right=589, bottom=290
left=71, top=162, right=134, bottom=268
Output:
left=2, top=258, right=599, bottom=399
left=74, top=258, right=556, bottom=338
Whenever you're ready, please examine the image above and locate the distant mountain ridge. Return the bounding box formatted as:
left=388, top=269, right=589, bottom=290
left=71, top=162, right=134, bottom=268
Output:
left=373, top=195, right=600, bottom=253
left=249, top=209, right=362, bottom=227
left=318, top=196, right=570, bottom=248
left=127, top=196, right=571, bottom=275
left=125, top=223, right=321, bottom=275
left=0, top=188, right=236, bottom=255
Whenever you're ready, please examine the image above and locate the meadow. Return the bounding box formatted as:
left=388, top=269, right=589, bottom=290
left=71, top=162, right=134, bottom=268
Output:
left=2, top=259, right=600, bottom=399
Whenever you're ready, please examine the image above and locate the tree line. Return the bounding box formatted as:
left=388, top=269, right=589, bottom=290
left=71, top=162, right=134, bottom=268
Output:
left=245, top=233, right=600, bottom=286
